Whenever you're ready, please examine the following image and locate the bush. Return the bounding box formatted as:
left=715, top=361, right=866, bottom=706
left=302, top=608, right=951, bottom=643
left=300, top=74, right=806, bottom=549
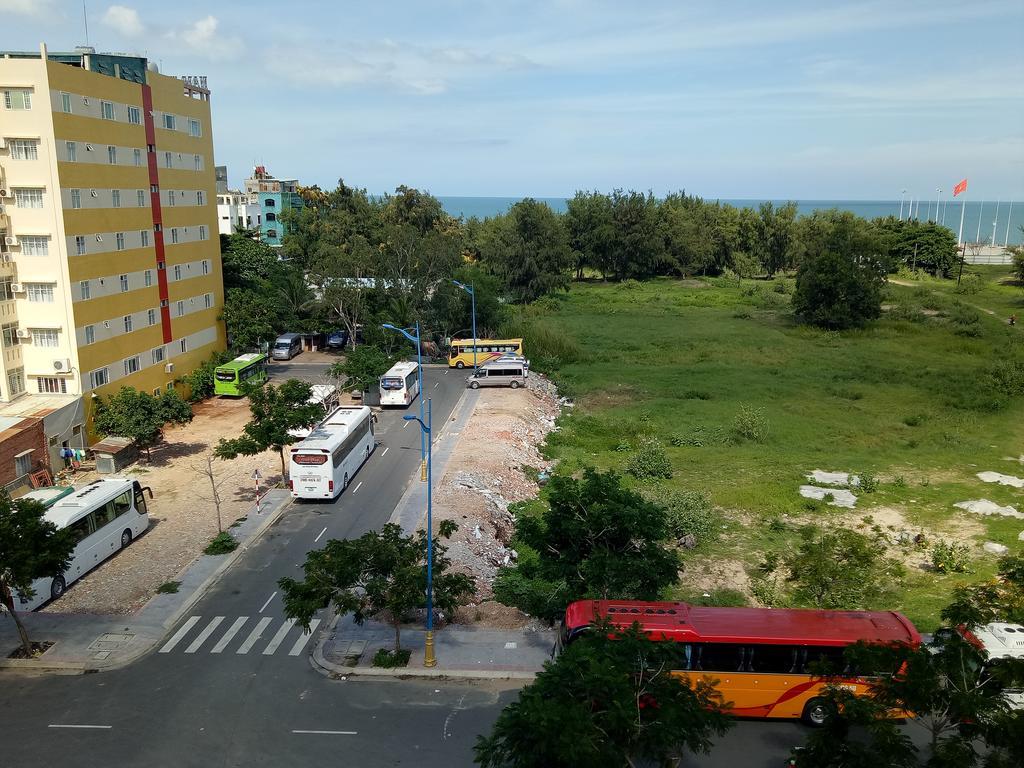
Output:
left=931, top=541, right=971, bottom=573
left=858, top=471, right=878, bottom=493
left=157, top=581, right=181, bottom=594
left=902, top=414, right=926, bottom=427
left=643, top=488, right=717, bottom=544
left=693, top=588, right=748, bottom=607
left=499, top=316, right=582, bottom=371
left=750, top=576, right=781, bottom=607
left=729, top=405, right=769, bottom=444
left=670, top=424, right=724, bottom=447
left=773, top=279, right=789, bottom=294
left=888, top=303, right=926, bottom=323
left=372, top=648, right=411, bottom=668
left=180, top=350, right=234, bottom=402
left=204, top=532, right=239, bottom=556
left=626, top=439, right=673, bottom=480
left=792, top=250, right=886, bottom=330
left=954, top=273, right=982, bottom=295
left=986, top=360, right=1024, bottom=398
left=492, top=566, right=571, bottom=623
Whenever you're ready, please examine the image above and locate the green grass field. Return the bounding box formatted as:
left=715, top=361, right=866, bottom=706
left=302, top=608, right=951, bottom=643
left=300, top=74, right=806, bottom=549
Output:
left=531, top=271, right=1024, bottom=630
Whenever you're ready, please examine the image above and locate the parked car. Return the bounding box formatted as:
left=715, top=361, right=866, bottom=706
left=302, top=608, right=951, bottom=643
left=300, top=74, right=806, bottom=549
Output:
left=326, top=330, right=349, bottom=350
left=466, top=359, right=529, bottom=389
left=271, top=332, right=302, bottom=360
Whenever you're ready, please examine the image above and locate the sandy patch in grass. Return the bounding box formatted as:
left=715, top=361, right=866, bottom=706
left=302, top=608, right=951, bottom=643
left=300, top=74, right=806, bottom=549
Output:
left=681, top=557, right=754, bottom=602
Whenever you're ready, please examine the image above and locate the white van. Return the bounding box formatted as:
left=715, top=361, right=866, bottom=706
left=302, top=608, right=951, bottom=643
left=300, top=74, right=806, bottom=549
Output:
left=272, top=333, right=302, bottom=360
left=467, top=360, right=528, bottom=389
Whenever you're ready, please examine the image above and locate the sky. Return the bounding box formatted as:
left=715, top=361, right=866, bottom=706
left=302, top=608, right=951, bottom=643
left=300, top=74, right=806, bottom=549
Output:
left=2, top=0, right=1023, bottom=200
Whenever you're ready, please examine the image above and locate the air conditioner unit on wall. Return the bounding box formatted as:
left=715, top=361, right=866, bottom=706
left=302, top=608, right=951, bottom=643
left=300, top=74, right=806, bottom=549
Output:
left=15, top=328, right=30, bottom=339
left=4, top=236, right=17, bottom=247
left=10, top=283, right=24, bottom=293
left=0, top=190, right=10, bottom=199
left=53, top=358, right=72, bottom=372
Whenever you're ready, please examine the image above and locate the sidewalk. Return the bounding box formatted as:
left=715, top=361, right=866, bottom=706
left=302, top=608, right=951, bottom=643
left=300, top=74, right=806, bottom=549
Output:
left=0, top=489, right=293, bottom=674
left=315, top=613, right=555, bottom=680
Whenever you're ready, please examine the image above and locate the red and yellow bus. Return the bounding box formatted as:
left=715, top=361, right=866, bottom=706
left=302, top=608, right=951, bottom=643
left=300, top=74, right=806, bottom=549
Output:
left=557, top=599, right=921, bottom=726
left=448, top=338, right=523, bottom=369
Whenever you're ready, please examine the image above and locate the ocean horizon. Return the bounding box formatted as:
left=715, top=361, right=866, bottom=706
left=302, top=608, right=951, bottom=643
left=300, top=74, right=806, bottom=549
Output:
left=436, top=196, right=1024, bottom=246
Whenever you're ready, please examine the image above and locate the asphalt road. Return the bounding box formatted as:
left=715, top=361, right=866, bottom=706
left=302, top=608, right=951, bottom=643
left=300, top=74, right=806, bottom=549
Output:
left=0, top=361, right=829, bottom=767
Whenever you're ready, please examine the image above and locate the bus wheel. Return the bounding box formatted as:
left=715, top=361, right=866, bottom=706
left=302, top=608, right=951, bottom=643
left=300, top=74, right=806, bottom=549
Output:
left=470, top=381, right=480, bottom=389
left=510, top=381, right=520, bottom=389
left=801, top=698, right=832, bottom=727
left=121, top=529, right=133, bottom=549
left=50, top=576, right=66, bottom=600
left=456, top=361, right=465, bottom=369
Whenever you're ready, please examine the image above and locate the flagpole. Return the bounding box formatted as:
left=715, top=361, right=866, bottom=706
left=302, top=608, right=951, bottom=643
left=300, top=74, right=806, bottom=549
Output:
left=976, top=200, right=984, bottom=243
left=958, top=195, right=966, bottom=246
left=991, top=199, right=1000, bottom=246
left=1005, top=201, right=1013, bottom=247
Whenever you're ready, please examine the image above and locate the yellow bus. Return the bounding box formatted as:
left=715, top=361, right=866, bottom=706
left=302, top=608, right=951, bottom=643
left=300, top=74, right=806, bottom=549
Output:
left=448, top=338, right=523, bottom=369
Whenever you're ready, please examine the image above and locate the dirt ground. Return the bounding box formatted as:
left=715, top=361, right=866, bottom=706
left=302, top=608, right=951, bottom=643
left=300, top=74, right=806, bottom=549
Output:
left=42, top=396, right=283, bottom=615
left=432, top=376, right=563, bottom=629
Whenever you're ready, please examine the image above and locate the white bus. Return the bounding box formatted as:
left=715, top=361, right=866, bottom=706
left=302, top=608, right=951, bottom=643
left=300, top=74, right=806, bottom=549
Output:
left=289, top=406, right=375, bottom=499
left=287, top=384, right=341, bottom=441
left=379, top=361, right=420, bottom=407
left=15, top=478, right=152, bottom=610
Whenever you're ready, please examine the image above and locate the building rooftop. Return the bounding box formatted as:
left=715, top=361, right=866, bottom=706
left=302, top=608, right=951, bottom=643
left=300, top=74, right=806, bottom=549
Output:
left=1, top=45, right=149, bottom=84
left=0, top=394, right=80, bottom=421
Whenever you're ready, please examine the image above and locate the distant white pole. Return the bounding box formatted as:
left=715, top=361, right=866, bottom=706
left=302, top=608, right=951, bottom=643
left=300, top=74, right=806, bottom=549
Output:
left=941, top=196, right=947, bottom=225
left=976, top=200, right=984, bottom=242
left=915, top=198, right=920, bottom=220
left=991, top=199, right=1000, bottom=246
left=899, top=189, right=906, bottom=220
left=1005, top=201, right=1013, bottom=247
left=958, top=196, right=966, bottom=246
left=935, top=188, right=941, bottom=223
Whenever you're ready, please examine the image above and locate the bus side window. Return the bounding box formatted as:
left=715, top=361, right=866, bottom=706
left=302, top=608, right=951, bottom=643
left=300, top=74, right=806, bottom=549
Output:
left=68, top=517, right=92, bottom=544
left=805, top=647, right=847, bottom=675
left=113, top=491, right=132, bottom=517
left=92, top=502, right=117, bottom=530
left=749, top=644, right=799, bottom=673
left=700, top=643, right=745, bottom=672
left=135, top=490, right=147, bottom=515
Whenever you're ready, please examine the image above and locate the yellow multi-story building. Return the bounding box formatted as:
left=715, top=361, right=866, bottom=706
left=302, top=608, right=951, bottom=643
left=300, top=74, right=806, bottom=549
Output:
left=0, top=44, right=225, bottom=433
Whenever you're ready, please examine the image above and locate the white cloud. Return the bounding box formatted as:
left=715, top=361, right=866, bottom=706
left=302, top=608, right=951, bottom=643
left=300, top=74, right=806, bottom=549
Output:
left=0, top=0, right=55, bottom=17
left=102, top=5, right=144, bottom=37
left=165, top=15, right=244, bottom=62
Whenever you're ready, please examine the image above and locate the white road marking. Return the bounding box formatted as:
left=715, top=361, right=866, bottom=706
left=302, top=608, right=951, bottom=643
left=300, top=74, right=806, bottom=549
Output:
left=259, top=591, right=277, bottom=613
left=288, top=619, right=321, bottom=656
left=381, top=447, right=389, bottom=457
left=314, top=526, right=328, bottom=543
left=48, top=724, right=112, bottom=730
left=237, top=617, right=273, bottom=654
left=159, top=616, right=200, bottom=653
left=291, top=730, right=357, bottom=736
left=402, top=420, right=409, bottom=429
left=353, top=481, right=362, bottom=493
left=211, top=617, right=248, bottom=653
left=434, top=382, right=439, bottom=388
left=184, top=616, right=225, bottom=654
left=263, top=618, right=296, bottom=655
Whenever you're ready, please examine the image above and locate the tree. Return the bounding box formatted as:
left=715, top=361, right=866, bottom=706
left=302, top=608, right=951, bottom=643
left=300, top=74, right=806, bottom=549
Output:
left=757, top=201, right=798, bottom=277
left=93, top=387, right=194, bottom=460
left=220, top=233, right=283, bottom=291
left=0, top=494, right=75, bottom=656
left=311, top=234, right=377, bottom=349
left=791, top=250, right=887, bottom=330
left=194, top=453, right=228, bottom=534
left=776, top=525, right=904, bottom=609
left=474, top=623, right=732, bottom=768
left=214, top=380, right=325, bottom=478
left=330, top=345, right=396, bottom=395
left=495, top=469, right=679, bottom=621
left=279, top=521, right=473, bottom=654
left=1008, top=229, right=1024, bottom=284
left=607, top=189, right=666, bottom=280
left=564, top=190, right=614, bottom=280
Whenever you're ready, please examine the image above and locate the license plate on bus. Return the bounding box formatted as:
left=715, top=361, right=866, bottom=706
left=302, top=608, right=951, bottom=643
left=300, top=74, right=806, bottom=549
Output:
left=301, top=475, right=318, bottom=483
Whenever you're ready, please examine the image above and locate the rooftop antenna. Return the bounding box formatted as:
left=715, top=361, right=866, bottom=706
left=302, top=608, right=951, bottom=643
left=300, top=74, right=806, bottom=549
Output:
left=83, top=1, right=90, bottom=47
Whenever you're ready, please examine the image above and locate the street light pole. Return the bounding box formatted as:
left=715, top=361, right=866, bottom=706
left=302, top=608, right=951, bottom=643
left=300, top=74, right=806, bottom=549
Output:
left=452, top=280, right=477, bottom=373
left=991, top=199, right=1000, bottom=246
left=403, top=398, right=436, bottom=668
left=1005, top=201, right=1014, bottom=247
left=935, top=188, right=941, bottom=223
left=382, top=321, right=427, bottom=482
left=899, top=189, right=907, bottom=221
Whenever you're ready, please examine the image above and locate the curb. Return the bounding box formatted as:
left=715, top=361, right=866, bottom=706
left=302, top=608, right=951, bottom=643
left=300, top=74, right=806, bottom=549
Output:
left=0, top=493, right=294, bottom=675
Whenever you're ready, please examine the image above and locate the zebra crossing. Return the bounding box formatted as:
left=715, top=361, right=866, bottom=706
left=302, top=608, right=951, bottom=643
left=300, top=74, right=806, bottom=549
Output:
left=159, top=615, right=320, bottom=658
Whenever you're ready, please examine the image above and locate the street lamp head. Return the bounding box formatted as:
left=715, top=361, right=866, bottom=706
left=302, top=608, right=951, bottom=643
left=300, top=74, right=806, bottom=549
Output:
left=403, top=415, right=415, bottom=421
left=381, top=323, right=397, bottom=331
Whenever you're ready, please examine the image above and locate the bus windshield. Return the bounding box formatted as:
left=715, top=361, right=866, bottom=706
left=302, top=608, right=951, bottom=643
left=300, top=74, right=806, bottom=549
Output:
left=380, top=377, right=403, bottom=389
left=215, top=371, right=236, bottom=381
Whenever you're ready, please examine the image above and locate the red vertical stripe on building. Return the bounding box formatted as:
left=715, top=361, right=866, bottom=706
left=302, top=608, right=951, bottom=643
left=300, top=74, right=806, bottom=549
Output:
left=142, top=84, right=173, bottom=345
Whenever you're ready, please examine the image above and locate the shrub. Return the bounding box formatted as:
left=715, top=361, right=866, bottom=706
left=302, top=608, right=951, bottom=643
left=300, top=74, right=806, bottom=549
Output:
left=792, top=250, right=886, bottom=330
left=729, top=405, right=769, bottom=443
left=670, top=424, right=723, bottom=447
left=931, top=541, right=971, bottom=573
left=180, top=350, right=234, bottom=403
left=773, top=279, right=789, bottom=294
left=157, top=581, right=181, bottom=594
left=888, top=303, right=926, bottom=323
left=694, top=588, right=749, bottom=607
left=621, top=279, right=642, bottom=290
left=372, top=648, right=411, bottom=668
left=492, top=567, right=571, bottom=623
left=954, top=273, right=982, bottom=295
left=732, top=308, right=753, bottom=320
left=986, top=360, right=1024, bottom=397
left=643, top=488, right=718, bottom=544
left=627, top=439, right=674, bottom=480
left=204, top=532, right=239, bottom=556
left=902, top=414, right=926, bottom=427
left=750, top=576, right=781, bottom=607
left=858, top=471, right=878, bottom=493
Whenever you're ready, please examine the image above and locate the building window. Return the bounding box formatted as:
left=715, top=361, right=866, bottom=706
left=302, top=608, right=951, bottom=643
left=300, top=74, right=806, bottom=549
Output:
left=116, top=232, right=126, bottom=251
left=85, top=325, right=95, bottom=344
left=61, top=92, right=71, bottom=113
left=1, top=323, right=19, bottom=347
left=108, top=145, right=117, bottom=164
left=152, top=346, right=165, bottom=364
left=266, top=212, right=276, bottom=222
left=3, top=90, right=32, bottom=110
left=14, top=188, right=44, bottom=209
left=162, top=113, right=176, bottom=130
left=171, top=228, right=179, bottom=244
left=164, top=151, right=173, bottom=169
left=197, top=190, right=205, bottom=206
left=26, top=283, right=54, bottom=302
left=179, top=338, right=188, bottom=353
left=0, top=279, right=12, bottom=301
left=176, top=300, right=185, bottom=317
left=193, top=154, right=201, bottom=171
left=10, top=139, right=39, bottom=160
left=37, top=377, right=67, bottom=394
left=101, top=101, right=114, bottom=120
left=32, top=328, right=59, bottom=347
left=199, top=225, right=207, bottom=240
left=124, top=356, right=140, bottom=376
left=265, top=198, right=275, bottom=208
left=147, top=308, right=157, bottom=326
left=173, top=265, right=182, bottom=281
left=123, top=315, right=133, bottom=333
left=70, top=189, right=81, bottom=209
left=150, top=184, right=159, bottom=194
left=128, top=105, right=140, bottom=124
left=20, top=235, right=49, bottom=256
left=80, top=280, right=90, bottom=300
left=144, top=269, right=153, bottom=287
left=66, top=140, right=76, bottom=161
left=119, top=274, right=129, bottom=292
left=112, top=189, right=121, bottom=208
left=168, top=190, right=175, bottom=207
left=89, top=367, right=109, bottom=389
left=141, top=230, right=150, bottom=247
left=204, top=293, right=213, bottom=309
left=136, top=189, right=145, bottom=207
left=201, top=259, right=210, bottom=275
left=75, top=236, right=87, bottom=255
left=133, top=148, right=142, bottom=166
left=188, top=118, right=201, bottom=137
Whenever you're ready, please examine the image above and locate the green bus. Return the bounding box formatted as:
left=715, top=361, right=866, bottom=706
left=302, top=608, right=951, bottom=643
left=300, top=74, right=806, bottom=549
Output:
left=214, top=353, right=268, bottom=396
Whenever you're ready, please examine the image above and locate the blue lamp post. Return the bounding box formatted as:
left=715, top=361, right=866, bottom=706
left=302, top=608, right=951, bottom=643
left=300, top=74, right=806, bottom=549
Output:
left=403, top=398, right=436, bottom=667
left=451, top=280, right=477, bottom=373
left=382, top=321, right=426, bottom=482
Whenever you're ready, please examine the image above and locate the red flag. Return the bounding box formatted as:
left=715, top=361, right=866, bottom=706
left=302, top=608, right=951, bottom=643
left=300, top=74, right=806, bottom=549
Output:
left=953, top=179, right=967, bottom=197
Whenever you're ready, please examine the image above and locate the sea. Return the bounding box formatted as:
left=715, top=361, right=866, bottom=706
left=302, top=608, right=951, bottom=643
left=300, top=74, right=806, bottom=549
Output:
left=437, top=197, right=1024, bottom=246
